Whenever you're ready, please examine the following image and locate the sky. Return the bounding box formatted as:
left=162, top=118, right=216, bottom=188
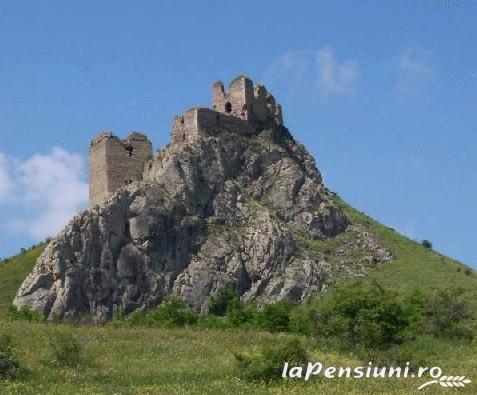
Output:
left=0, top=1, right=476, bottom=268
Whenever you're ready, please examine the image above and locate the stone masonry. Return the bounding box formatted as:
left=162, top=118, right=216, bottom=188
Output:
left=89, top=132, right=152, bottom=206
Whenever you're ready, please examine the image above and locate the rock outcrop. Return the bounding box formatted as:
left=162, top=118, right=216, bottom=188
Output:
left=14, top=77, right=392, bottom=323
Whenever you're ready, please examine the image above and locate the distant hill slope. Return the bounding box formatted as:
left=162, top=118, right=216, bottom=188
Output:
left=0, top=245, right=45, bottom=315
left=336, top=198, right=477, bottom=305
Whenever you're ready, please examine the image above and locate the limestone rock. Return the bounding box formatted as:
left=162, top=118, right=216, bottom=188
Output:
left=14, top=96, right=391, bottom=323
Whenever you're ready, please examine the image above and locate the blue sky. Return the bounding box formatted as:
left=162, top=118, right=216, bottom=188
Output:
left=0, top=1, right=476, bottom=268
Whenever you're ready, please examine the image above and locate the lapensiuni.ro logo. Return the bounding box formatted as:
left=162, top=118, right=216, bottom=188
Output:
left=282, top=361, right=471, bottom=390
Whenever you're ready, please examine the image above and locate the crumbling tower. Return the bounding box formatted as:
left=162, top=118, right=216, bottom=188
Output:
left=89, top=132, right=152, bottom=207
left=171, top=75, right=284, bottom=145
left=212, top=75, right=283, bottom=127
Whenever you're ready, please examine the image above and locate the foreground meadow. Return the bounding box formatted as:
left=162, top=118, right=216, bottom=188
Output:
left=0, top=322, right=475, bottom=394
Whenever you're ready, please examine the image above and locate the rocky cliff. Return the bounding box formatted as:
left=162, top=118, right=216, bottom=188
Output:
left=14, top=87, right=392, bottom=323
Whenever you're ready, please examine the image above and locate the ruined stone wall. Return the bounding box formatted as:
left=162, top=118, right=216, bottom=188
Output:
left=171, top=107, right=252, bottom=147
left=89, top=133, right=110, bottom=207
left=171, top=108, right=199, bottom=145
left=89, top=132, right=152, bottom=206
left=212, top=76, right=283, bottom=127
left=196, top=108, right=252, bottom=135
left=122, top=133, right=153, bottom=183
left=212, top=76, right=253, bottom=120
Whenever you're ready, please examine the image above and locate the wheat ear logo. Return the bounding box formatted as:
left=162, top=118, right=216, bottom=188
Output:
left=418, top=375, right=472, bottom=390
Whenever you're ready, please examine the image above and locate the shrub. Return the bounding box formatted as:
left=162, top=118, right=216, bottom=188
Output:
left=209, top=284, right=237, bottom=316
left=313, top=281, right=408, bottom=349
left=47, top=330, right=84, bottom=368
left=289, top=304, right=320, bottom=336
left=254, top=301, right=295, bottom=333
left=6, top=305, right=43, bottom=322
left=0, top=334, right=21, bottom=379
left=235, top=337, right=308, bottom=381
left=226, top=297, right=253, bottom=327
left=110, top=298, right=199, bottom=328
left=197, top=315, right=233, bottom=330
left=421, top=240, right=433, bottom=249
left=423, top=288, right=474, bottom=339
left=145, top=297, right=198, bottom=327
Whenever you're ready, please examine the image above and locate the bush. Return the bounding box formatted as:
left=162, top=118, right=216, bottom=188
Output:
left=254, top=301, right=295, bottom=333
left=423, top=288, right=474, bottom=339
left=421, top=240, right=433, bottom=249
left=312, top=281, right=408, bottom=349
left=145, top=297, right=198, bottom=327
left=289, top=304, right=319, bottom=336
left=288, top=281, right=476, bottom=365
left=209, top=284, right=237, bottom=316
left=109, top=298, right=199, bottom=328
left=0, top=334, right=21, bottom=379
left=226, top=297, right=253, bottom=327
left=6, top=305, right=43, bottom=322
left=47, top=330, right=85, bottom=368
left=235, top=337, right=308, bottom=381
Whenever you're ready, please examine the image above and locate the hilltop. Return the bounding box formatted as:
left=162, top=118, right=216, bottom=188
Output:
left=11, top=75, right=476, bottom=324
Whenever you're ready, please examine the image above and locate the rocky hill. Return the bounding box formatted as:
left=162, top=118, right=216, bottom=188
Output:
left=14, top=76, right=392, bottom=323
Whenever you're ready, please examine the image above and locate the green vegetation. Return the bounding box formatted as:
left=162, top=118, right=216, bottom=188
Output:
left=208, top=284, right=237, bottom=316
left=334, top=197, right=477, bottom=305
left=0, top=322, right=474, bottom=394
left=0, top=244, right=45, bottom=316
left=288, top=281, right=475, bottom=366
left=111, top=297, right=199, bottom=328
left=6, top=305, right=43, bottom=323
left=0, top=333, right=21, bottom=379
left=46, top=329, right=86, bottom=368
left=234, top=337, right=308, bottom=382
left=421, top=239, right=433, bottom=249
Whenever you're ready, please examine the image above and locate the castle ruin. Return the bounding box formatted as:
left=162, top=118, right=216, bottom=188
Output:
left=89, top=76, right=282, bottom=206
left=89, top=132, right=152, bottom=207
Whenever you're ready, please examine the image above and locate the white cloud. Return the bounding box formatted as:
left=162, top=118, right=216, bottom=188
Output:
left=0, top=153, right=13, bottom=201
left=396, top=46, right=433, bottom=97
left=1, top=147, right=88, bottom=240
left=315, top=47, right=358, bottom=95
left=267, top=46, right=358, bottom=98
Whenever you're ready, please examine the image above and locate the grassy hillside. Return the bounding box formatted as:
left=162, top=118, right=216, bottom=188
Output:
left=335, top=198, right=477, bottom=304
left=0, top=245, right=45, bottom=315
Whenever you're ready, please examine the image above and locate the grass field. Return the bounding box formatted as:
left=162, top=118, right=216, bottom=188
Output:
left=0, top=322, right=475, bottom=394
left=0, top=204, right=476, bottom=394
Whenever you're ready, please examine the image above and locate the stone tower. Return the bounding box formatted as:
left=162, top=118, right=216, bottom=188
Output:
left=89, top=132, right=152, bottom=207
left=212, top=75, right=283, bottom=127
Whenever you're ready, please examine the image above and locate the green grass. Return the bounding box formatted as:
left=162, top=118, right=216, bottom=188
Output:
left=0, top=322, right=475, bottom=394
left=0, top=245, right=45, bottom=316
left=334, top=198, right=477, bottom=305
